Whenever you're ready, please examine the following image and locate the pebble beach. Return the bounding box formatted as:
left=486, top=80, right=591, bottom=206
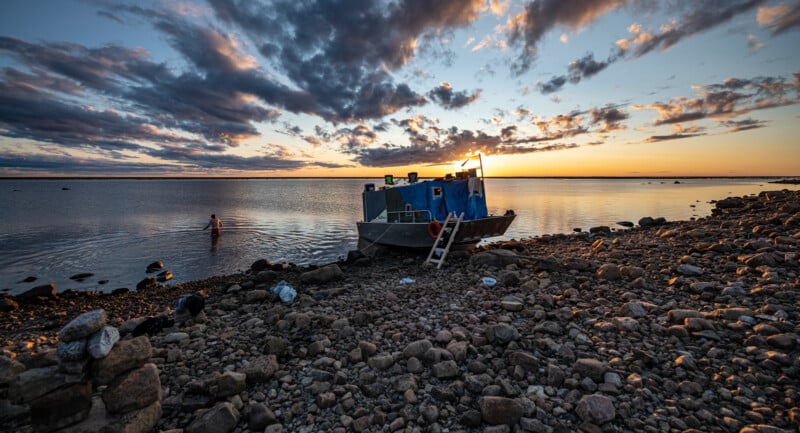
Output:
left=1, top=189, right=799, bottom=433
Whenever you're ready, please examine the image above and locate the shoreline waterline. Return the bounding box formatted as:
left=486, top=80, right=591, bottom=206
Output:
left=2, top=178, right=799, bottom=296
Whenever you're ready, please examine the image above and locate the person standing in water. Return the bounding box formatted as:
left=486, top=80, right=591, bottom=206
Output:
left=203, top=214, right=223, bottom=237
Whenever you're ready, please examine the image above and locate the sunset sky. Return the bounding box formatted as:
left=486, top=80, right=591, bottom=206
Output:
left=1, top=0, right=799, bottom=177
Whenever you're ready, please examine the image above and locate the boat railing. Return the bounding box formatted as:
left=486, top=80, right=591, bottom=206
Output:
left=387, top=209, right=432, bottom=223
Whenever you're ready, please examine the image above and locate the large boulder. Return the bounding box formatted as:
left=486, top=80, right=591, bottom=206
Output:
left=30, top=382, right=92, bottom=432
left=102, top=363, right=161, bottom=414
left=91, top=336, right=152, bottom=385
left=9, top=366, right=74, bottom=403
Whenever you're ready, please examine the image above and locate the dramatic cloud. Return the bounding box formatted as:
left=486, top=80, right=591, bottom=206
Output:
left=208, top=0, right=487, bottom=121
left=347, top=126, right=581, bottom=168
left=757, top=1, right=800, bottom=34
left=507, top=0, right=630, bottom=72
left=537, top=75, right=568, bottom=94
left=590, top=105, right=629, bottom=132
left=536, top=1, right=768, bottom=94
left=337, top=104, right=635, bottom=167
left=0, top=68, right=190, bottom=156
left=635, top=73, right=800, bottom=127
left=0, top=152, right=179, bottom=175
left=0, top=149, right=345, bottom=175
left=643, top=133, right=705, bottom=143
left=0, top=31, right=285, bottom=147
left=568, top=53, right=611, bottom=81
left=333, top=125, right=381, bottom=151
left=536, top=53, right=612, bottom=94
left=722, top=118, right=767, bottom=132
left=427, top=82, right=481, bottom=109
left=632, top=72, right=800, bottom=144
left=615, top=1, right=767, bottom=59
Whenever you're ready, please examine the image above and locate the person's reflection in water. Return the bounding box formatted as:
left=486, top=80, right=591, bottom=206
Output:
left=210, top=233, right=220, bottom=254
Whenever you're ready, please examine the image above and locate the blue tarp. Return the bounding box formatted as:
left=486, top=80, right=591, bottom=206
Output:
left=396, top=179, right=488, bottom=221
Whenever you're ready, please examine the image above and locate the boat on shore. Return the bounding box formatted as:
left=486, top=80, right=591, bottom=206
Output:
left=357, top=156, right=516, bottom=249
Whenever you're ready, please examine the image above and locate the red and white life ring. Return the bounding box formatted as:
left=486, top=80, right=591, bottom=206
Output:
left=427, top=220, right=442, bottom=238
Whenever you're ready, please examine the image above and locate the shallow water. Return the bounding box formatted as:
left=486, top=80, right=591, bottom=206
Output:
left=1, top=177, right=795, bottom=295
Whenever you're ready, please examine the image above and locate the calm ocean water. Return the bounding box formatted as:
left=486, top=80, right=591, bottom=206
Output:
left=1, top=178, right=796, bottom=295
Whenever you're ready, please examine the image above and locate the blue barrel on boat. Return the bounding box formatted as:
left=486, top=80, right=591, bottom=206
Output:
left=364, top=183, right=375, bottom=192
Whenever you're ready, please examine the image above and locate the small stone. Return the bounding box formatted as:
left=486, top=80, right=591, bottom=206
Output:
left=87, top=326, right=120, bottom=359
left=317, top=392, right=337, bottom=409
left=146, top=261, right=164, bottom=272
left=431, top=360, right=460, bottom=379
left=136, top=276, right=158, bottom=290
left=247, top=403, right=277, bottom=431
left=678, top=264, right=703, bottom=276
left=597, top=264, right=621, bottom=280
left=213, top=371, right=247, bottom=398
left=576, top=394, right=615, bottom=424
left=488, top=323, right=520, bottom=344
left=242, top=355, right=279, bottom=384
left=403, top=339, right=433, bottom=359
left=574, top=358, right=608, bottom=382
left=618, top=301, right=647, bottom=317
left=57, top=339, right=88, bottom=362
left=59, top=309, right=107, bottom=342
left=164, top=332, right=190, bottom=344
left=299, top=264, right=344, bottom=284
left=479, top=396, right=523, bottom=425
left=17, top=283, right=56, bottom=299
left=186, top=402, right=240, bottom=433
left=368, top=354, right=395, bottom=371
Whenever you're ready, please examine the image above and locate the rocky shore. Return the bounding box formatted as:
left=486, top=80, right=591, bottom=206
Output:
left=1, top=189, right=799, bottom=433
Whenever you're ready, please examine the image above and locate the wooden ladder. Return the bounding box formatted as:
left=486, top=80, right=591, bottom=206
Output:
left=425, top=212, right=464, bottom=269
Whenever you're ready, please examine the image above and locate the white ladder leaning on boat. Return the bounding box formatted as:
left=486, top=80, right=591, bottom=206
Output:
left=425, top=212, right=464, bottom=269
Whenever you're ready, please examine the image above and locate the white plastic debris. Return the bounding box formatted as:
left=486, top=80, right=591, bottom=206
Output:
left=481, top=277, right=497, bottom=287
left=271, top=280, right=297, bottom=303
left=399, top=278, right=415, bottom=284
